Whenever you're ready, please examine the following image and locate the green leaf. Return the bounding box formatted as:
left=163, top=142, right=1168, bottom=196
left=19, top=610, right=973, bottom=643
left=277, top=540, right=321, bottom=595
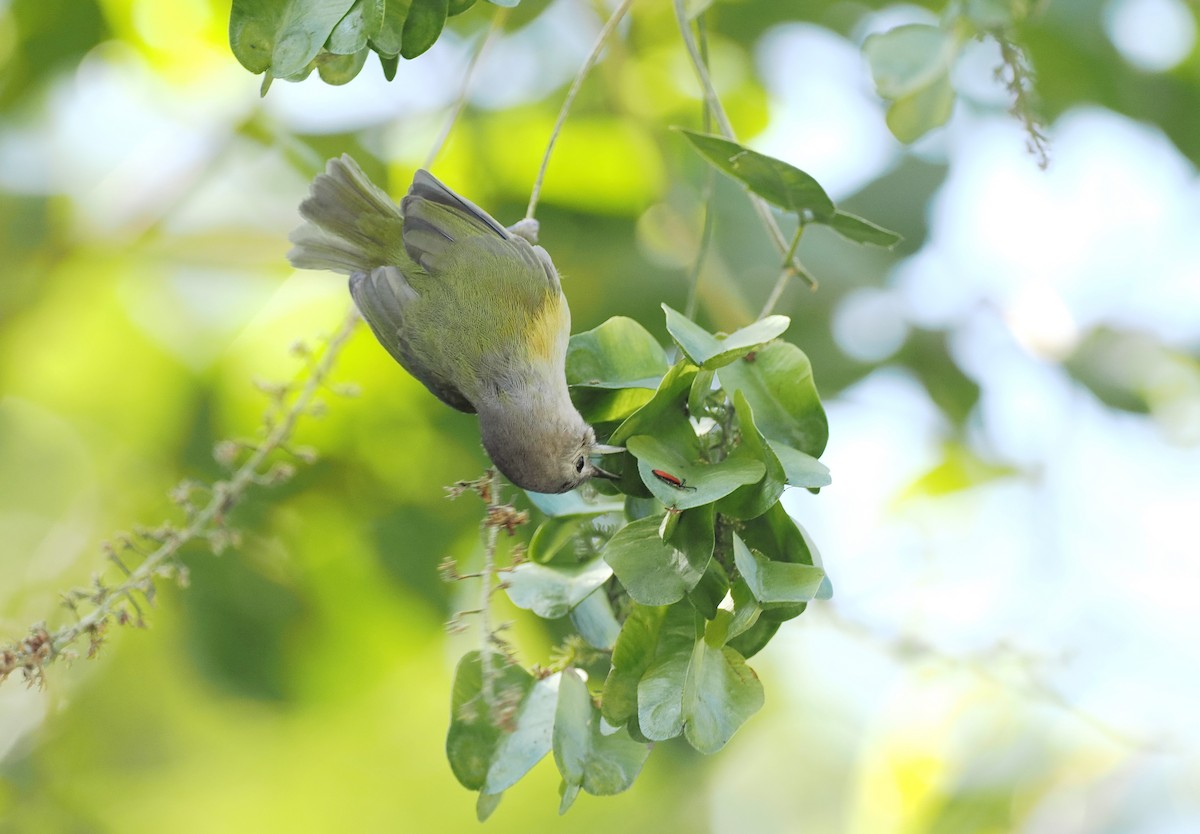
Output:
left=732, top=534, right=827, bottom=604
left=448, top=0, right=477, bottom=14
left=601, top=604, right=667, bottom=728
left=524, top=489, right=623, bottom=519
left=885, top=72, right=956, bottom=143
left=716, top=391, right=786, bottom=520
left=504, top=558, right=613, bottom=619
left=553, top=669, right=651, bottom=813
left=603, top=509, right=714, bottom=606
left=626, top=435, right=765, bottom=511
left=315, top=47, right=368, bottom=84
left=230, top=0, right=359, bottom=77
left=662, top=305, right=790, bottom=370
left=740, top=503, right=831, bottom=622
left=717, top=341, right=828, bottom=457
left=688, top=367, right=716, bottom=417
left=725, top=579, right=762, bottom=644
left=863, top=23, right=959, bottom=100
left=567, top=316, right=668, bottom=390
left=484, top=672, right=561, bottom=793
left=327, top=0, right=384, bottom=54
left=400, top=0, right=447, bottom=58
left=570, top=589, right=621, bottom=650
left=485, top=0, right=521, bottom=6
left=767, top=440, right=831, bottom=489
left=527, top=517, right=585, bottom=565
left=726, top=614, right=778, bottom=659
left=369, top=0, right=411, bottom=57
left=677, top=130, right=835, bottom=220
left=965, top=0, right=1023, bottom=31
left=632, top=603, right=703, bottom=741
left=378, top=52, right=399, bottom=79
left=446, top=651, right=535, bottom=790
left=687, top=556, right=730, bottom=620
left=607, top=362, right=700, bottom=496
left=637, top=606, right=764, bottom=753
left=828, top=210, right=902, bottom=248
left=476, top=791, right=503, bottom=822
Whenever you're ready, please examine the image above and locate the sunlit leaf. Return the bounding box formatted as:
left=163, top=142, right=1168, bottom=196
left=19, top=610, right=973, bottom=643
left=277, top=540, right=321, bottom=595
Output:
left=446, top=651, right=535, bottom=790
left=627, top=435, right=765, bottom=511
left=717, top=341, right=828, bottom=457
left=677, top=130, right=836, bottom=220
left=767, top=440, right=831, bottom=489
left=570, top=589, right=621, bottom=650
left=504, top=558, right=613, bottom=619
left=863, top=23, right=959, bottom=100
left=733, top=534, right=826, bottom=604
left=327, top=0, right=384, bottom=53
left=229, top=0, right=358, bottom=78
left=662, top=305, right=790, bottom=370
left=828, top=210, right=902, bottom=248
left=740, top=504, right=831, bottom=622
left=567, top=316, right=668, bottom=389
left=553, top=669, right=651, bottom=813
left=886, top=73, right=956, bottom=143
left=484, top=672, right=561, bottom=793
left=603, top=509, right=714, bottom=606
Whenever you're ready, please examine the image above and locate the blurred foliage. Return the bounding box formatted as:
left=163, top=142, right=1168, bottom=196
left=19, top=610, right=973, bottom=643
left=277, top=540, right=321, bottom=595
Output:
left=1, top=0, right=1199, bottom=828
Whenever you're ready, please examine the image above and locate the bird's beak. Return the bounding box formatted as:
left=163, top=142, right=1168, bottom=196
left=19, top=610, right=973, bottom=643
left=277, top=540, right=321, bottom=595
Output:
left=591, top=444, right=625, bottom=455
left=591, top=465, right=620, bottom=481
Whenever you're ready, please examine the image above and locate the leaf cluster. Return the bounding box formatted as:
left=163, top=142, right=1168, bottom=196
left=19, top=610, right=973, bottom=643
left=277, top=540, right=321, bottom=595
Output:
left=228, top=0, right=514, bottom=93
left=446, top=307, right=833, bottom=816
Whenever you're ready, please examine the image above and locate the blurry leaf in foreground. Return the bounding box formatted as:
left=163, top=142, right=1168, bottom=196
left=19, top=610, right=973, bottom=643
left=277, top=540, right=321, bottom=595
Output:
left=447, top=651, right=536, bottom=790
left=504, top=558, right=613, bottom=619
left=863, top=23, right=963, bottom=143
left=229, top=0, right=357, bottom=77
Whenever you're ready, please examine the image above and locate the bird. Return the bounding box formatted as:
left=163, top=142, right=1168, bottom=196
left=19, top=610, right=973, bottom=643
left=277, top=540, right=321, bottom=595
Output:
left=287, top=155, right=619, bottom=493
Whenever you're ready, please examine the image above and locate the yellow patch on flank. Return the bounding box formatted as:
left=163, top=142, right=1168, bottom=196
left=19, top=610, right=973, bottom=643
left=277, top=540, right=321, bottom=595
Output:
left=527, top=295, right=568, bottom=362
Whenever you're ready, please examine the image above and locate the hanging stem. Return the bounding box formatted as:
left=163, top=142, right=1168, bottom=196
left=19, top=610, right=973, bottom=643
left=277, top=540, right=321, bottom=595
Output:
left=525, top=0, right=637, bottom=221
left=672, top=0, right=817, bottom=296
left=759, top=222, right=804, bottom=318
left=683, top=13, right=715, bottom=320
left=424, top=8, right=510, bottom=170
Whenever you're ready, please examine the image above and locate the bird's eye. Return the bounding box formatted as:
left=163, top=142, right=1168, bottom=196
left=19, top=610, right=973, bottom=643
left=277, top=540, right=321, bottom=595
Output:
left=575, top=455, right=586, bottom=473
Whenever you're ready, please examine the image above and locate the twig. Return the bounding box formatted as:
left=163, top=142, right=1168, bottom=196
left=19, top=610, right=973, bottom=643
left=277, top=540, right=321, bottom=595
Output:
left=672, top=0, right=817, bottom=298
left=1, top=308, right=361, bottom=685
left=758, top=222, right=804, bottom=319
left=424, top=8, right=511, bottom=171
left=525, top=0, right=637, bottom=221
left=479, top=469, right=502, bottom=706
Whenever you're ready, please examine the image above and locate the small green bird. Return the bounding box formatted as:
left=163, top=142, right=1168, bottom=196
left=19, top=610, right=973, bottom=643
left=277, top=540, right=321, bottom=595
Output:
left=288, top=155, right=619, bottom=493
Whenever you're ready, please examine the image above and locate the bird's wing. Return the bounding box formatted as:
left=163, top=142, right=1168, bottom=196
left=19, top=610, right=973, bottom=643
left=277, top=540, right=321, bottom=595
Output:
left=348, top=266, right=476, bottom=413
left=400, top=170, right=561, bottom=306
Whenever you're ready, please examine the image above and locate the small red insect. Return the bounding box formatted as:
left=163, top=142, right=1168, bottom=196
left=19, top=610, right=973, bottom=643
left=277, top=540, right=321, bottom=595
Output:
left=652, top=469, right=696, bottom=491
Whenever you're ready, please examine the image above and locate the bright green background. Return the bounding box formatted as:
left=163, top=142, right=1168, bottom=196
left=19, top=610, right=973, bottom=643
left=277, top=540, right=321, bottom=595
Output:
left=3, top=0, right=1199, bottom=831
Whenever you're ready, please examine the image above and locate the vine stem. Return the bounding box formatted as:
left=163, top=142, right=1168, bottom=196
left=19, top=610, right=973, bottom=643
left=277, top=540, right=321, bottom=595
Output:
left=47, top=307, right=361, bottom=659
left=478, top=468, right=502, bottom=707
left=682, top=13, right=714, bottom=321
left=758, top=222, right=804, bottom=319
left=525, top=0, right=637, bottom=221
left=424, top=8, right=510, bottom=171
left=672, top=0, right=817, bottom=304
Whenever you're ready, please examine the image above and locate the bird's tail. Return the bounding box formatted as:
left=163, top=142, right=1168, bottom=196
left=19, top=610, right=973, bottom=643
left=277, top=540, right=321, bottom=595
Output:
left=287, top=155, right=405, bottom=275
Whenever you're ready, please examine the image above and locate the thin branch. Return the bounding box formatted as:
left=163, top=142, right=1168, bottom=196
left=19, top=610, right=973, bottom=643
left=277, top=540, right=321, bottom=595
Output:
left=478, top=469, right=502, bottom=707
left=683, top=13, right=715, bottom=321
left=758, top=222, right=804, bottom=318
left=525, top=0, right=637, bottom=221
left=672, top=0, right=817, bottom=298
left=424, top=8, right=511, bottom=171
left=1, top=308, right=361, bottom=684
